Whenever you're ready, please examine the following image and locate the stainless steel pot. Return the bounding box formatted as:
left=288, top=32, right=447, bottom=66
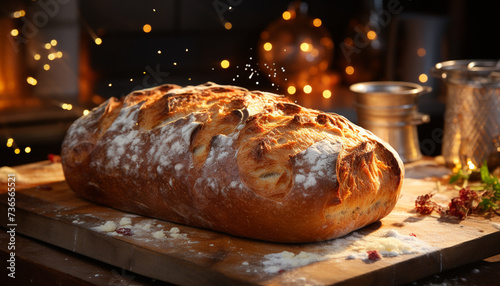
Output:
left=431, top=59, right=500, bottom=169
left=350, top=81, right=431, bottom=163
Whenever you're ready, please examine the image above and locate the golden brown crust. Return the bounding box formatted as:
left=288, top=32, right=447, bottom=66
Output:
left=61, top=82, right=404, bottom=243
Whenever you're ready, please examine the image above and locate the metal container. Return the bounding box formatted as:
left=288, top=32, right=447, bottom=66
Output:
left=431, top=59, right=500, bottom=169
left=350, top=81, right=431, bottom=163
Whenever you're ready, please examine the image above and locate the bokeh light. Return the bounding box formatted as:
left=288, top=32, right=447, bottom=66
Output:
left=313, top=18, right=322, bottom=27
left=220, top=60, right=230, bottom=69
left=322, top=90, right=332, bottom=98
left=143, top=24, right=152, bottom=33
left=303, top=85, right=312, bottom=94
left=282, top=11, right=292, bottom=20
left=419, top=73, right=428, bottom=83
left=345, top=66, right=355, bottom=75
left=263, top=42, right=272, bottom=51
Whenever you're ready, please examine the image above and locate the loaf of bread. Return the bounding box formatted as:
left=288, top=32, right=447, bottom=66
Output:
left=61, top=82, right=404, bottom=243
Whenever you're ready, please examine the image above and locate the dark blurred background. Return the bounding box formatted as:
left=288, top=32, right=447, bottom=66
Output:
left=1, top=0, right=499, bottom=166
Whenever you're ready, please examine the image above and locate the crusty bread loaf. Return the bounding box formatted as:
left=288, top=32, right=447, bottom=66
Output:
left=61, top=82, right=404, bottom=243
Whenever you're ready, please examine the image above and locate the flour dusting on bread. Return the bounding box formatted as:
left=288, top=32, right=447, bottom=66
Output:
left=61, top=82, right=404, bottom=243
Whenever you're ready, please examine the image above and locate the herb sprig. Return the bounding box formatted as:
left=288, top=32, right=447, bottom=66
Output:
left=415, top=161, right=500, bottom=219
left=477, top=163, right=500, bottom=214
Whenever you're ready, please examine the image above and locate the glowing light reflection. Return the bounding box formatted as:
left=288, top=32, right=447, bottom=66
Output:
left=303, top=85, right=312, bottom=94
left=345, top=66, right=354, bottom=75
left=322, top=90, right=332, bottom=98
left=221, top=60, right=230, bottom=69
left=419, top=73, right=428, bottom=83
left=282, top=11, right=291, bottom=20
left=313, top=18, right=322, bottom=27
left=263, top=42, right=272, bottom=51
left=143, top=24, right=152, bottom=33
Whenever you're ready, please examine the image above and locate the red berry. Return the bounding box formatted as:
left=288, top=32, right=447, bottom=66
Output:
left=47, top=154, right=61, bottom=163
left=367, top=250, right=382, bottom=261
left=116, top=228, right=134, bottom=236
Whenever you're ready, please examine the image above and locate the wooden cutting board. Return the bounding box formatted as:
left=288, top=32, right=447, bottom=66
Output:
left=2, top=163, right=500, bottom=285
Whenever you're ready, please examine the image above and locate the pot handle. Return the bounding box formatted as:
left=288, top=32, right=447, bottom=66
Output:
left=422, top=86, right=432, bottom=94
left=412, top=112, right=430, bottom=125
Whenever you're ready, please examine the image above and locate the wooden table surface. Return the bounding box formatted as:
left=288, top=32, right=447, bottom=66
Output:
left=1, top=159, right=500, bottom=285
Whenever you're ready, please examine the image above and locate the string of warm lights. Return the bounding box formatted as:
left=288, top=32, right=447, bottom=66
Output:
left=257, top=3, right=337, bottom=99
left=5, top=4, right=336, bottom=159
left=5, top=137, right=31, bottom=155
left=3, top=8, right=93, bottom=158
left=10, top=15, right=65, bottom=88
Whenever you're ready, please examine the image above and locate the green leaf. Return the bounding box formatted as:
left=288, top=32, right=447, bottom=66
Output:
left=494, top=190, right=500, bottom=200
left=493, top=183, right=500, bottom=192
left=449, top=173, right=462, bottom=184
left=480, top=161, right=495, bottom=185
left=449, top=169, right=469, bottom=184
left=468, top=185, right=487, bottom=191
left=478, top=198, right=498, bottom=212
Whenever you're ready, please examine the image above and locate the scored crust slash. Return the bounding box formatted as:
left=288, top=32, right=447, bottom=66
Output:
left=61, top=82, right=404, bottom=243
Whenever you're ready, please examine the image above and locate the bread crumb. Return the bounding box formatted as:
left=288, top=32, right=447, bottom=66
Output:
left=97, top=221, right=117, bottom=232
left=166, top=227, right=187, bottom=238
left=152, top=230, right=166, bottom=239
left=169, top=227, right=180, bottom=234
left=119, top=217, right=132, bottom=226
